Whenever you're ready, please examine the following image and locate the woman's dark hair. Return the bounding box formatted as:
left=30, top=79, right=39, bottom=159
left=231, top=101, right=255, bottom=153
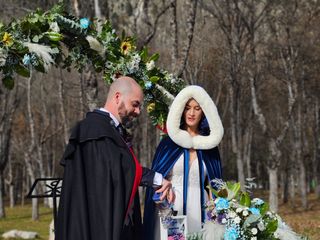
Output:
left=198, top=116, right=210, bottom=136
left=179, top=114, right=210, bottom=136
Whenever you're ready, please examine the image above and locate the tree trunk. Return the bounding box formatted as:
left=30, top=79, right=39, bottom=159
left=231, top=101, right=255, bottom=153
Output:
left=268, top=167, right=278, bottom=212
left=59, top=70, right=69, bottom=145
left=314, top=99, right=320, bottom=198
left=244, top=124, right=252, bottom=178
left=289, top=171, right=296, bottom=207
left=298, top=159, right=308, bottom=209
left=0, top=171, right=5, bottom=218
left=170, top=0, right=178, bottom=72
left=26, top=73, right=39, bottom=220
left=24, top=152, right=39, bottom=220
left=8, top=159, right=15, bottom=207
left=229, top=86, right=246, bottom=188
left=83, top=67, right=99, bottom=111
left=281, top=170, right=288, bottom=204
left=93, top=0, right=101, bottom=18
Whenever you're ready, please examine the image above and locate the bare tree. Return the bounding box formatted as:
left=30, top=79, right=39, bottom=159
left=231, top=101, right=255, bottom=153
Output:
left=0, top=86, right=18, bottom=218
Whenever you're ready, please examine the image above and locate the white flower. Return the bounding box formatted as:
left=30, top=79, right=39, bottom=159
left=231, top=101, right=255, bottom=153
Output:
left=236, top=208, right=243, bottom=213
left=251, top=237, right=257, bottom=240
left=228, top=211, right=237, bottom=218
left=86, top=36, right=105, bottom=57
left=234, top=216, right=241, bottom=224
left=132, top=54, right=141, bottom=64
left=166, top=73, right=178, bottom=84
left=257, top=221, right=265, bottom=231
left=0, top=48, right=7, bottom=67
left=146, top=60, right=155, bottom=71
left=221, top=218, right=227, bottom=224
left=126, top=54, right=141, bottom=74
left=242, top=210, right=249, bottom=216
left=251, top=228, right=258, bottom=235
left=49, top=22, right=60, bottom=32
left=274, top=232, right=279, bottom=238
left=266, top=211, right=273, bottom=217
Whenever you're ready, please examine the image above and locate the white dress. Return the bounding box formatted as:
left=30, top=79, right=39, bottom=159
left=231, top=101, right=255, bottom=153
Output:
left=171, top=154, right=207, bottom=234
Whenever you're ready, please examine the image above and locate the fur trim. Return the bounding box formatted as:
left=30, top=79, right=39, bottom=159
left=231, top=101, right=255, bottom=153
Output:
left=166, top=85, right=224, bottom=149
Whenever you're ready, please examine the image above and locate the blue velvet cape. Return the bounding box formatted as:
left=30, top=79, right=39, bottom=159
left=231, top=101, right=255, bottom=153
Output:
left=143, top=137, right=222, bottom=239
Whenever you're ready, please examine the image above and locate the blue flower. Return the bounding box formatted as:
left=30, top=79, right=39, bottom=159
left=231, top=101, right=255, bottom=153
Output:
left=224, top=226, right=239, bottom=240
left=214, top=197, right=229, bottom=211
left=144, top=81, right=153, bottom=90
left=23, top=54, right=31, bottom=66
left=80, top=18, right=90, bottom=29
left=249, top=207, right=260, bottom=215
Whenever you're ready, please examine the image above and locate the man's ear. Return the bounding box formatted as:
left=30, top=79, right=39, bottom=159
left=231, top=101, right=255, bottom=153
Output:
left=115, top=92, right=121, bottom=104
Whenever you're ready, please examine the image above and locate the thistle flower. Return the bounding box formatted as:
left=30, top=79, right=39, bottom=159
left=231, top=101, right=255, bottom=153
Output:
left=80, top=18, right=90, bottom=29
left=23, top=54, right=31, bottom=66
left=2, top=32, right=13, bottom=46
left=214, top=198, right=230, bottom=211
left=144, top=81, right=153, bottom=90
left=249, top=207, right=260, bottom=215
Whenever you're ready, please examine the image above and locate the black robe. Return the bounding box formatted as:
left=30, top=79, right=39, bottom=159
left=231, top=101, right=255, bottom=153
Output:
left=56, top=111, right=154, bottom=240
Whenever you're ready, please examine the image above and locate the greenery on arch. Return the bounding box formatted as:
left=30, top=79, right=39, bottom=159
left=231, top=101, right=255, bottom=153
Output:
left=0, top=3, right=185, bottom=129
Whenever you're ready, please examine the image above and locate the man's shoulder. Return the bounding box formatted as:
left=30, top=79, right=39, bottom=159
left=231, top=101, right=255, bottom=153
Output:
left=73, top=111, right=119, bottom=143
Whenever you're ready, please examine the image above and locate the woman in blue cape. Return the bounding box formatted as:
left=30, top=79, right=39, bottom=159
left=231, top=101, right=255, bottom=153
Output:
left=143, top=85, right=224, bottom=239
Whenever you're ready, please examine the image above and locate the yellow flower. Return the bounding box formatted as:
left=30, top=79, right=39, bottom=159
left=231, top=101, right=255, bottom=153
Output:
left=2, top=32, right=13, bottom=46
left=147, top=103, right=155, bottom=113
left=120, top=40, right=133, bottom=55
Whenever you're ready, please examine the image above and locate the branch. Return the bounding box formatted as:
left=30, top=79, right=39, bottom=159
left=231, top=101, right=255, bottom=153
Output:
left=142, top=4, right=172, bottom=46
left=176, top=0, right=198, bottom=76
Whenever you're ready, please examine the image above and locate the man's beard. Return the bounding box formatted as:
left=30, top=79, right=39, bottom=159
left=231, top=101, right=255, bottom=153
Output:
left=121, top=115, right=134, bottom=129
left=118, top=102, right=135, bottom=129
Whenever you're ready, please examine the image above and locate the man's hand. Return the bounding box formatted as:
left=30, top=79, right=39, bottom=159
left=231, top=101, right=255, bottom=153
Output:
left=155, top=178, right=175, bottom=203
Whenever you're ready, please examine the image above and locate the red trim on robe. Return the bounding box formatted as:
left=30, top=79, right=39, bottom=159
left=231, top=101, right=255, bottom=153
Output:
left=125, top=147, right=142, bottom=219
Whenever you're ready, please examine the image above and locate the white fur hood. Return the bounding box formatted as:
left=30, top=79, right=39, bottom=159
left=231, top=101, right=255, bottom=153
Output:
left=166, top=85, right=224, bottom=149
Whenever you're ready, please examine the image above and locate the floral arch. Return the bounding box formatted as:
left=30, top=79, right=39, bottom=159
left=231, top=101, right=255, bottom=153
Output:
left=0, top=3, right=185, bottom=130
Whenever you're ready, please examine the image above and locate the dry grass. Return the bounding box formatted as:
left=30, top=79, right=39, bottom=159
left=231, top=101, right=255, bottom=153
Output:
left=278, top=194, right=320, bottom=240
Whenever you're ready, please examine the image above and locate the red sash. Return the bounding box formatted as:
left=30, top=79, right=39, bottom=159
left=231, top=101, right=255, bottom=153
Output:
left=125, top=147, right=142, bottom=219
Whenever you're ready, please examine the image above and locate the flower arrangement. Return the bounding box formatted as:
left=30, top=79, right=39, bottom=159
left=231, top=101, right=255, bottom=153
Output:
left=201, top=180, right=303, bottom=240
left=0, top=3, right=185, bottom=127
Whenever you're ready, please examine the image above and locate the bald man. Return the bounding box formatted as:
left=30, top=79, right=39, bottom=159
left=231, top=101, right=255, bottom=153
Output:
left=56, top=76, right=173, bottom=240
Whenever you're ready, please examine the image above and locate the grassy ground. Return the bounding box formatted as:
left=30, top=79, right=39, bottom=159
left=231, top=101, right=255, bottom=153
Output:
left=0, top=194, right=319, bottom=239
left=0, top=204, right=52, bottom=239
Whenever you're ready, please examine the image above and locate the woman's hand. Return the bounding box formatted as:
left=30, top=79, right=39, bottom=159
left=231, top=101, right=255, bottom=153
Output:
left=156, top=178, right=175, bottom=203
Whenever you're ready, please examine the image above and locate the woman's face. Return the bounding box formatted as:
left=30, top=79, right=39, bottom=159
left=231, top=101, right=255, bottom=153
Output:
left=183, top=99, right=203, bottom=129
